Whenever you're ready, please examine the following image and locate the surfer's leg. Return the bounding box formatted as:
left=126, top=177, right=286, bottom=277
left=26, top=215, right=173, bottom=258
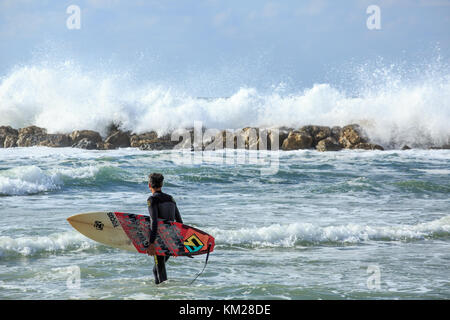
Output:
left=153, top=255, right=169, bottom=284
left=153, top=256, right=160, bottom=284
left=157, top=256, right=169, bottom=283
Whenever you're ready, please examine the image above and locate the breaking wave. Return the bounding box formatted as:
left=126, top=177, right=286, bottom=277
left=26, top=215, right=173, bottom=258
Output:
left=0, top=57, right=449, bottom=148
left=0, top=166, right=62, bottom=196
left=1, top=216, right=448, bottom=258
left=0, top=164, right=128, bottom=196
left=210, top=215, right=450, bottom=247
left=0, top=232, right=96, bottom=257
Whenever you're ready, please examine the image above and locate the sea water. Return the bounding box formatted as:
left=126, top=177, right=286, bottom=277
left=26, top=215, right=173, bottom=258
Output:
left=0, top=147, right=449, bottom=299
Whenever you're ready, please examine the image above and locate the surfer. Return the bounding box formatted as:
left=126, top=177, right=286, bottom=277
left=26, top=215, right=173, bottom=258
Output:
left=146, top=172, right=183, bottom=284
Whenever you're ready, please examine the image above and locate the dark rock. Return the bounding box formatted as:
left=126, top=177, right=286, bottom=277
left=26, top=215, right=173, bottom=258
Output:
left=331, top=126, right=343, bottom=140
left=16, top=126, right=48, bottom=147
left=261, top=128, right=290, bottom=150
left=130, top=132, right=158, bottom=148
left=316, top=137, right=342, bottom=152
left=131, top=132, right=180, bottom=150
left=338, top=124, right=368, bottom=148
left=401, top=145, right=411, bottom=150
left=353, top=142, right=384, bottom=151
left=226, top=127, right=259, bottom=149
left=281, top=130, right=313, bottom=150
left=205, top=128, right=285, bottom=151
left=96, top=142, right=115, bottom=150
left=203, top=130, right=225, bottom=151
left=104, top=130, right=130, bottom=148
left=4, top=126, right=70, bottom=148
left=69, top=130, right=102, bottom=145
left=3, top=135, right=18, bottom=148
left=39, top=134, right=71, bottom=147
left=300, top=125, right=331, bottom=146
left=72, top=138, right=98, bottom=150
left=0, top=126, right=18, bottom=148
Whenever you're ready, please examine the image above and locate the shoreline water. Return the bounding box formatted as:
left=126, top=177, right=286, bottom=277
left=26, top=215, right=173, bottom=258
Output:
left=1, top=146, right=449, bottom=299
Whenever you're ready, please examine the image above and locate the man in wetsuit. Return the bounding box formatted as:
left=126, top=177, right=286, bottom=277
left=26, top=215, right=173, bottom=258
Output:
left=146, top=173, right=183, bottom=284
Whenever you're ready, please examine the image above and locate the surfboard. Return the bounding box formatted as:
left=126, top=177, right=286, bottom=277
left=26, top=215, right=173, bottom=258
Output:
left=67, top=212, right=215, bottom=256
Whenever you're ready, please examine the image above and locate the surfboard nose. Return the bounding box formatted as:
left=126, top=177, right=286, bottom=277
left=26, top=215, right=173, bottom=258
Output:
left=67, top=214, right=82, bottom=232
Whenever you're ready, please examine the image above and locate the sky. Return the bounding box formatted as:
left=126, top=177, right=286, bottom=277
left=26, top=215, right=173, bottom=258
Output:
left=0, top=0, right=449, bottom=96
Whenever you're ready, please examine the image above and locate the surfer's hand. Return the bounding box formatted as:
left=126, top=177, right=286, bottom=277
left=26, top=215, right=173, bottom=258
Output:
left=146, top=243, right=156, bottom=256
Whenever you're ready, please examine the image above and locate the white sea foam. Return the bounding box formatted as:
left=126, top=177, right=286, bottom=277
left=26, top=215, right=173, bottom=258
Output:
left=0, top=166, right=61, bottom=195
left=0, top=165, right=103, bottom=195
left=210, top=215, right=450, bottom=247
left=0, top=59, right=449, bottom=147
left=1, top=217, right=448, bottom=257
left=0, top=232, right=95, bottom=257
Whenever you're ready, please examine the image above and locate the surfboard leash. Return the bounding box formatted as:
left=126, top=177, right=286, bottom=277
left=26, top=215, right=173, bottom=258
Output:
left=189, top=243, right=212, bottom=285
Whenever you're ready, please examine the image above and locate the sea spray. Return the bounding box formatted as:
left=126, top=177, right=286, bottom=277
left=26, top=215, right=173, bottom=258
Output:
left=1, top=58, right=449, bottom=147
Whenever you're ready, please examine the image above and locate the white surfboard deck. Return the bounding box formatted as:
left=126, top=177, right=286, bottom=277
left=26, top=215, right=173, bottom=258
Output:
left=67, top=212, right=137, bottom=252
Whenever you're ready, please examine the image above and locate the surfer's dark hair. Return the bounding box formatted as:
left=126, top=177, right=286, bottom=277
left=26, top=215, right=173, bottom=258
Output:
left=149, top=173, right=164, bottom=189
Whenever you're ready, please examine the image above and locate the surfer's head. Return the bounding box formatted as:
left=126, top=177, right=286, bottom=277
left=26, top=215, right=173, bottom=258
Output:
left=149, top=172, right=164, bottom=192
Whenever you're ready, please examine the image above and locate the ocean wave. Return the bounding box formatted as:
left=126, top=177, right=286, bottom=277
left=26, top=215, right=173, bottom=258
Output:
left=1, top=217, right=448, bottom=258
left=0, top=59, right=449, bottom=147
left=0, top=164, right=131, bottom=196
left=209, top=216, right=450, bottom=247
left=0, top=232, right=96, bottom=257
left=0, top=166, right=62, bottom=195
left=55, top=165, right=131, bottom=185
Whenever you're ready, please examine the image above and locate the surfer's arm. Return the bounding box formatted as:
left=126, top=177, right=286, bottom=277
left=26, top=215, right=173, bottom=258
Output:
left=147, top=199, right=159, bottom=244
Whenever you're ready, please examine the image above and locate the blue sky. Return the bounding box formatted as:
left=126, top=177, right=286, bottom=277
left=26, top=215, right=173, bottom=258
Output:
left=0, top=0, right=449, bottom=95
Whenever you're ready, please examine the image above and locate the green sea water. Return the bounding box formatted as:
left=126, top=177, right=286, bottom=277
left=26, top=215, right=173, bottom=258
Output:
left=0, top=147, right=449, bottom=299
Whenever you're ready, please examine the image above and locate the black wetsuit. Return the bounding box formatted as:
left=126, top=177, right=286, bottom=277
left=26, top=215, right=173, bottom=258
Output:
left=147, top=190, right=182, bottom=284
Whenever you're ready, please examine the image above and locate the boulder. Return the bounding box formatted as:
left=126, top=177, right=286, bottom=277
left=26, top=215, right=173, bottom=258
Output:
left=300, top=125, right=331, bottom=146
left=0, top=126, right=18, bottom=148
left=226, top=127, right=260, bottom=149
left=401, top=145, right=411, bottom=150
left=281, top=130, right=313, bottom=150
left=352, top=142, right=384, bottom=151
left=72, top=138, right=98, bottom=150
left=203, top=129, right=242, bottom=150
left=16, top=126, right=48, bottom=147
left=256, top=128, right=290, bottom=151
left=39, top=134, right=72, bottom=147
left=104, top=130, right=131, bottom=148
left=338, top=124, right=368, bottom=148
left=130, top=132, right=158, bottom=148
left=69, top=130, right=102, bottom=145
left=205, top=128, right=286, bottom=151
left=131, top=132, right=180, bottom=150
left=4, top=135, right=18, bottom=148
left=96, top=141, right=115, bottom=150
left=316, top=137, right=342, bottom=152
left=331, top=126, right=343, bottom=140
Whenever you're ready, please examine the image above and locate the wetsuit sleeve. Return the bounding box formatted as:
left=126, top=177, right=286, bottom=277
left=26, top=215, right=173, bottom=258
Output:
left=147, top=197, right=159, bottom=244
